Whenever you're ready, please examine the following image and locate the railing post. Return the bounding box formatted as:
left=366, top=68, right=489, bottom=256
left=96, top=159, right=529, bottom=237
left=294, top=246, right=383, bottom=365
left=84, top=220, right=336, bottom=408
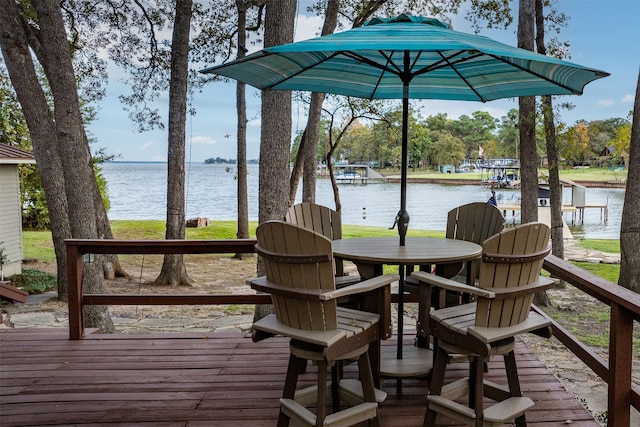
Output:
left=66, top=243, right=85, bottom=340
left=608, top=303, right=633, bottom=427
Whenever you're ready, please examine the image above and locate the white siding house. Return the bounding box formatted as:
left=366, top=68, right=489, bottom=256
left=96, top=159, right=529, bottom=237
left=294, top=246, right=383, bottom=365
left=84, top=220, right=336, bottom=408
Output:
left=0, top=144, right=36, bottom=279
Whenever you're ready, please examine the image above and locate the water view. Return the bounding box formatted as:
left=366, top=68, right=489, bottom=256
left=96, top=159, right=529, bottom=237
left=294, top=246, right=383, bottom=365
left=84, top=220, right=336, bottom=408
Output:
left=102, top=162, right=624, bottom=239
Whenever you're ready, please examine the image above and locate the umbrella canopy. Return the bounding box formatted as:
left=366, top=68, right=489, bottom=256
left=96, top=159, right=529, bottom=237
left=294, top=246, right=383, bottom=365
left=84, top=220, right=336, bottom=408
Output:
left=201, top=13, right=608, bottom=244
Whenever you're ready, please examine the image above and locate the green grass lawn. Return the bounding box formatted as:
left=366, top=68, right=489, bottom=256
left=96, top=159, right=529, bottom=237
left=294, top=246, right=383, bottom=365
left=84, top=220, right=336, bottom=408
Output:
left=380, top=166, right=628, bottom=182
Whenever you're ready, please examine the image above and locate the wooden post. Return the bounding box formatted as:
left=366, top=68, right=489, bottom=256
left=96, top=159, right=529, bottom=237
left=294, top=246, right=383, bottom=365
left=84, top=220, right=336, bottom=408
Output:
left=608, top=303, right=632, bottom=426
left=66, top=243, right=84, bottom=340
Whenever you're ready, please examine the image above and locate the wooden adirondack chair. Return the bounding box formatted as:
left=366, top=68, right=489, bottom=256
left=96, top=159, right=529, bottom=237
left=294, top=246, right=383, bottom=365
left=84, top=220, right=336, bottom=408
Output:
left=250, top=221, right=397, bottom=427
left=406, top=201, right=503, bottom=291
left=411, top=223, right=555, bottom=427
left=438, top=201, right=505, bottom=279
left=284, top=202, right=360, bottom=287
left=408, top=202, right=504, bottom=348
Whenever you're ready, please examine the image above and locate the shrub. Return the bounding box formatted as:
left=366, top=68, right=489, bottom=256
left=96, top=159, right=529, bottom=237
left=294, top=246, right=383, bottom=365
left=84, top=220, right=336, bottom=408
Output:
left=10, top=269, right=56, bottom=294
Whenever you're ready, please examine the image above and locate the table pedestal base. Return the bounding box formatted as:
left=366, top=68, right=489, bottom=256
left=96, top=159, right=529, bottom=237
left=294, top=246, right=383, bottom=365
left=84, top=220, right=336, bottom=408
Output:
left=380, top=345, right=433, bottom=379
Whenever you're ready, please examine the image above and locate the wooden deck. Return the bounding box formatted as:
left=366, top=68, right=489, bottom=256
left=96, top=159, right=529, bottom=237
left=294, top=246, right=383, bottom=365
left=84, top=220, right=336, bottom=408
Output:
left=1, top=329, right=599, bottom=426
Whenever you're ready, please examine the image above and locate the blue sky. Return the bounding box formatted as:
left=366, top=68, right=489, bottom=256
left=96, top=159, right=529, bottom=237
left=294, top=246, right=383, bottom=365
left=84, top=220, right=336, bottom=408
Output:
left=88, top=0, right=639, bottom=163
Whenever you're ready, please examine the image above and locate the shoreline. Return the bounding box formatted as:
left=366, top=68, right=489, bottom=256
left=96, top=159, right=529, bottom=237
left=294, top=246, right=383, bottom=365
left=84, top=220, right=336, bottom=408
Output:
left=377, top=176, right=627, bottom=188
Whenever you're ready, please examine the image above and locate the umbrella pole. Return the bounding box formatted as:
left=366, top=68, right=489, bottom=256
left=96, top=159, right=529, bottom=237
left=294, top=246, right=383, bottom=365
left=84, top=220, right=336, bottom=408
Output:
left=395, top=71, right=411, bottom=376
left=398, top=55, right=410, bottom=247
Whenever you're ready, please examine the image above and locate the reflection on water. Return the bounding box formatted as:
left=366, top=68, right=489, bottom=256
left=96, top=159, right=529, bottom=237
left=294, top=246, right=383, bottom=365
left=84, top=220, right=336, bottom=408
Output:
left=103, top=162, right=624, bottom=239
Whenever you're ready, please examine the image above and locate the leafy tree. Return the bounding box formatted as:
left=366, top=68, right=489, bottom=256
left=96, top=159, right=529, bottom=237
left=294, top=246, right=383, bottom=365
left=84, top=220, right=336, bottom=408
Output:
left=1, top=62, right=111, bottom=230
left=409, top=120, right=432, bottom=169
left=496, top=109, right=520, bottom=159
left=0, top=0, right=113, bottom=331
left=611, top=122, right=632, bottom=168
left=425, top=113, right=453, bottom=133
left=450, top=111, right=497, bottom=158
left=431, top=130, right=465, bottom=167
left=560, top=121, right=593, bottom=166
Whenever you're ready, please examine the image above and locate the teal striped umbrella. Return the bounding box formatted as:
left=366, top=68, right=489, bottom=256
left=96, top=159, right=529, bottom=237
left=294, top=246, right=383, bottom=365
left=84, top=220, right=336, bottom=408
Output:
left=201, top=13, right=608, bottom=245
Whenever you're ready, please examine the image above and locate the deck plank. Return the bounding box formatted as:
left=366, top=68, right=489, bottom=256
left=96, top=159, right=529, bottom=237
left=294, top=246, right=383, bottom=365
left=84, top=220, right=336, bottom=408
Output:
left=1, top=329, right=598, bottom=426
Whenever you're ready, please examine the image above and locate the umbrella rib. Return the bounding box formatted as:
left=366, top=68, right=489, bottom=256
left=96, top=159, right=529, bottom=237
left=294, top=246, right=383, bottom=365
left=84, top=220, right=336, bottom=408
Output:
left=436, top=51, right=487, bottom=102
left=484, top=52, right=582, bottom=94
left=264, top=51, right=342, bottom=90
left=412, top=50, right=470, bottom=76
left=342, top=51, right=402, bottom=76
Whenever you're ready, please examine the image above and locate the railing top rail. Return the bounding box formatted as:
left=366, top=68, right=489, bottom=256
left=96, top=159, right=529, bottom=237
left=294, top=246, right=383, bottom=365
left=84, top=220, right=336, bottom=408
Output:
left=64, top=239, right=258, bottom=255
left=544, top=254, right=640, bottom=321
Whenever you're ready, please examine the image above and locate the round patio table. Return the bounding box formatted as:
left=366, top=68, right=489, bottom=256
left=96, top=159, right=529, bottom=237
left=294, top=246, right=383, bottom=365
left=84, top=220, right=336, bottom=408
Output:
left=332, top=236, right=482, bottom=380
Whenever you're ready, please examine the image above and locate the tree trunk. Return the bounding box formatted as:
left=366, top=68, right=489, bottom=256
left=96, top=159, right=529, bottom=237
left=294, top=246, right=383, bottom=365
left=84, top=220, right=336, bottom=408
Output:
left=155, top=0, right=194, bottom=286
left=518, top=0, right=538, bottom=224
left=235, top=0, right=250, bottom=252
left=297, top=0, right=340, bottom=204
left=31, top=0, right=113, bottom=331
left=254, top=0, right=296, bottom=322
left=619, top=68, right=640, bottom=292
left=532, top=0, right=557, bottom=306
left=0, top=3, right=72, bottom=300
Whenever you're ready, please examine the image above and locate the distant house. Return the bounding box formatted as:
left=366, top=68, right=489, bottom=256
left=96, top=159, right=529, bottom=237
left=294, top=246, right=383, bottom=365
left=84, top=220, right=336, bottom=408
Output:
left=0, top=144, right=36, bottom=278
left=599, top=146, right=615, bottom=157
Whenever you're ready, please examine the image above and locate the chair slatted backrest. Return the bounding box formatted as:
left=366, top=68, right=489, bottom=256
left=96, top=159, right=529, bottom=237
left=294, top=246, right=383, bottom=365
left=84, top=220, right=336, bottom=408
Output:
left=256, top=221, right=338, bottom=331
left=446, top=202, right=504, bottom=244
left=475, top=222, right=551, bottom=328
left=285, top=202, right=343, bottom=241
left=439, top=202, right=504, bottom=279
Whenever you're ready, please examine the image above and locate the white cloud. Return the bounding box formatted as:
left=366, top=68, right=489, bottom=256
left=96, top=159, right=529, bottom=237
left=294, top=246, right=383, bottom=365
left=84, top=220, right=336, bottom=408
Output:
left=140, top=141, right=154, bottom=150
left=248, top=118, right=261, bottom=127
left=189, top=135, right=217, bottom=145
left=597, top=99, right=615, bottom=107
left=294, top=14, right=324, bottom=41
left=622, top=94, right=634, bottom=103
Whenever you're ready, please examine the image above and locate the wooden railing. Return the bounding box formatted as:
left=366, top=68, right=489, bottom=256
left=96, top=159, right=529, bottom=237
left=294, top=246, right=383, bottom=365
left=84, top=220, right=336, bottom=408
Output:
left=541, top=255, right=640, bottom=427
left=66, top=238, right=263, bottom=341
left=66, top=239, right=639, bottom=426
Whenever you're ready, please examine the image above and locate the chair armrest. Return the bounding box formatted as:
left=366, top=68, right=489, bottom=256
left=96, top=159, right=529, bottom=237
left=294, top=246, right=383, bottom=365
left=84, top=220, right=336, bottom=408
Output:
left=410, top=271, right=495, bottom=299
left=319, top=274, right=398, bottom=300
left=249, top=276, right=323, bottom=301
left=490, top=276, right=557, bottom=299
left=249, top=274, right=398, bottom=301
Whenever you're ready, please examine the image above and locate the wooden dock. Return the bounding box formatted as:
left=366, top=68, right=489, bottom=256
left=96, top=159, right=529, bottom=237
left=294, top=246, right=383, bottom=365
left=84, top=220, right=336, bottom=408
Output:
left=498, top=204, right=575, bottom=239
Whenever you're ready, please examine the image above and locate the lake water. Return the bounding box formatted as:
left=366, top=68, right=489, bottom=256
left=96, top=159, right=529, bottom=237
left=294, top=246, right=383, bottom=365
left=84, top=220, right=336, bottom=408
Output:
left=102, top=162, right=624, bottom=239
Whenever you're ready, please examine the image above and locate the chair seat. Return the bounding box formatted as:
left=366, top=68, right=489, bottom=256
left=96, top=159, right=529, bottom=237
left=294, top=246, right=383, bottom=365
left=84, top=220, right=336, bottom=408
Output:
left=432, top=303, right=552, bottom=345
left=253, top=307, right=379, bottom=349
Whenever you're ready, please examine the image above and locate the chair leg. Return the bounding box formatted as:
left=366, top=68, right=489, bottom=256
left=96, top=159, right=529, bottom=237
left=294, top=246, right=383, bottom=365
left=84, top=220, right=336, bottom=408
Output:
left=504, top=351, right=528, bottom=427
left=356, top=351, right=380, bottom=427
left=469, top=356, right=484, bottom=427
left=316, top=360, right=328, bottom=427
left=278, top=353, right=306, bottom=427
left=423, top=345, right=448, bottom=427
left=331, top=362, right=341, bottom=412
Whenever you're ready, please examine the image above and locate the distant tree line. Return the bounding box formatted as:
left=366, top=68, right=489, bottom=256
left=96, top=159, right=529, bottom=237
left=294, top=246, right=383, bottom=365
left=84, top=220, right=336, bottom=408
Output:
left=301, top=106, right=632, bottom=171
left=204, top=157, right=259, bottom=164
